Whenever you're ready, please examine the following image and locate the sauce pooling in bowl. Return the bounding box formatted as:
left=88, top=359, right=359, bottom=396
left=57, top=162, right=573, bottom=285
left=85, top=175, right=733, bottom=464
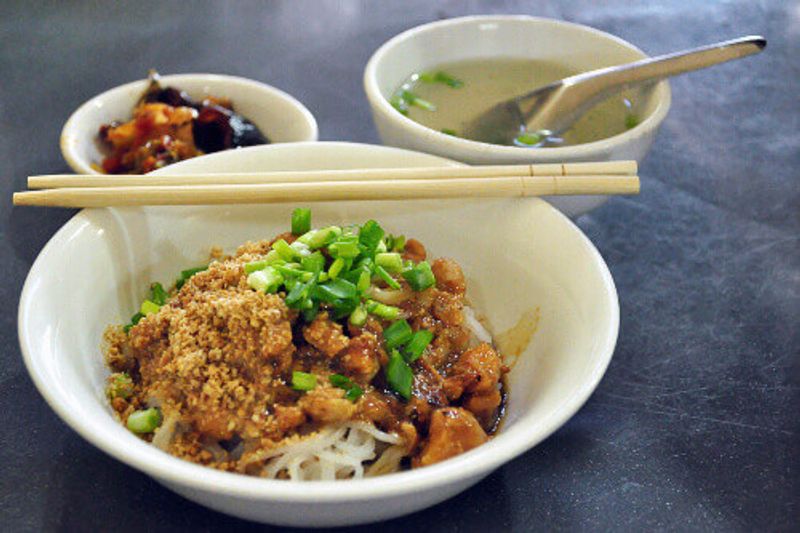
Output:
left=390, top=58, right=641, bottom=147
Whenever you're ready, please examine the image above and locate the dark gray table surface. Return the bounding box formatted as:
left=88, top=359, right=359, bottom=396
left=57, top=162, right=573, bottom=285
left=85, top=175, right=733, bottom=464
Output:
left=1, top=1, right=797, bottom=531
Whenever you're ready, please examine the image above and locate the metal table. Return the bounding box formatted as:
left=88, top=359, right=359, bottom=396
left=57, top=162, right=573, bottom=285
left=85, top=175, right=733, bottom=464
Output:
left=1, top=1, right=796, bottom=530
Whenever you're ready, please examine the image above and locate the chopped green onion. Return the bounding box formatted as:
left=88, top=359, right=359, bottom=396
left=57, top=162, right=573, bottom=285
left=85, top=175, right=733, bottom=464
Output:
left=127, top=408, right=162, bottom=433
left=285, top=275, right=317, bottom=309
left=290, top=240, right=311, bottom=257
left=264, top=250, right=283, bottom=264
left=402, top=261, right=436, bottom=291
left=302, top=303, right=319, bottom=322
left=345, top=386, right=364, bottom=402
left=149, top=282, right=168, bottom=305
left=244, top=260, right=269, bottom=274
left=328, top=257, right=346, bottom=279
left=390, top=94, right=409, bottom=115
left=329, top=373, right=351, bottom=388
left=419, top=71, right=464, bottom=88
left=272, top=239, right=301, bottom=261
left=392, top=235, right=406, bottom=252
left=412, top=98, right=436, bottom=111
left=247, top=267, right=283, bottom=293
left=273, top=264, right=313, bottom=281
left=140, top=300, right=160, bottom=316
left=330, top=299, right=358, bottom=320
left=349, top=304, right=368, bottom=326
left=515, top=131, right=544, bottom=146
left=329, top=373, right=363, bottom=402
left=440, top=128, right=457, bottom=136
left=298, top=226, right=342, bottom=249
left=354, top=256, right=374, bottom=270
left=106, top=372, right=134, bottom=400
left=356, top=269, right=371, bottom=293
left=386, top=350, right=413, bottom=400
left=181, top=266, right=206, bottom=278
left=404, top=329, right=434, bottom=362
left=175, top=266, right=206, bottom=289
left=291, top=208, right=312, bottom=235
left=302, top=251, right=326, bottom=274
left=625, top=113, right=639, bottom=129
left=383, top=319, right=413, bottom=349
left=384, top=234, right=406, bottom=252
left=401, top=90, right=436, bottom=111
left=366, top=300, right=400, bottom=320
left=328, top=239, right=361, bottom=259
left=375, top=265, right=401, bottom=289
left=359, top=220, right=385, bottom=251
left=291, top=371, right=317, bottom=391
left=313, top=279, right=358, bottom=302
left=376, top=252, right=403, bottom=273
left=123, top=312, right=145, bottom=334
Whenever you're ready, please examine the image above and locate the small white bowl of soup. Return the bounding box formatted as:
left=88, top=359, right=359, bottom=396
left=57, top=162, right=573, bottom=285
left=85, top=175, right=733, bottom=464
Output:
left=364, top=16, right=671, bottom=217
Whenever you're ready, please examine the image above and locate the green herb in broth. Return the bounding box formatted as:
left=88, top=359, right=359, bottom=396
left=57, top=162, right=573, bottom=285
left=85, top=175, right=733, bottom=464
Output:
left=440, top=128, right=458, bottom=136
left=625, top=113, right=639, bottom=129
left=402, top=90, right=436, bottom=111
left=389, top=94, right=410, bottom=115
left=393, top=57, right=642, bottom=147
left=390, top=89, right=436, bottom=115
left=418, top=70, right=464, bottom=88
left=514, top=131, right=545, bottom=146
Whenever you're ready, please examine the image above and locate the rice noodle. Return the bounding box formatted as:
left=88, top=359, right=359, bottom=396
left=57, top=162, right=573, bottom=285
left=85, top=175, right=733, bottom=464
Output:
left=463, top=306, right=493, bottom=344
left=242, top=421, right=403, bottom=481
left=365, top=445, right=406, bottom=477
left=151, top=410, right=180, bottom=451
left=367, top=286, right=412, bottom=305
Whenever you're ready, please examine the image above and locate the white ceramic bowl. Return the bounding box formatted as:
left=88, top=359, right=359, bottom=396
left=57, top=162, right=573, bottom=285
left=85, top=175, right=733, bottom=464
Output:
left=364, top=15, right=672, bottom=216
left=18, top=142, right=618, bottom=527
left=60, top=73, right=318, bottom=174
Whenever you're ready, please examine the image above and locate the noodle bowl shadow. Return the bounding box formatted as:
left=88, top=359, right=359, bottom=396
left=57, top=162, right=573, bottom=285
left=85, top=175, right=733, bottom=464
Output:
left=18, top=142, right=619, bottom=527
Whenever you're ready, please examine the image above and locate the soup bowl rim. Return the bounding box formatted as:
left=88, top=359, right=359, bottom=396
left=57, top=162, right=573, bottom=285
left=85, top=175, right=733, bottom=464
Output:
left=363, top=14, right=672, bottom=157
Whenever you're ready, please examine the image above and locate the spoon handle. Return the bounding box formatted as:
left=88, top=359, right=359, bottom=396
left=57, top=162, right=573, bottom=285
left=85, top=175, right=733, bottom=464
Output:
left=521, top=36, right=766, bottom=132
left=566, top=35, right=765, bottom=92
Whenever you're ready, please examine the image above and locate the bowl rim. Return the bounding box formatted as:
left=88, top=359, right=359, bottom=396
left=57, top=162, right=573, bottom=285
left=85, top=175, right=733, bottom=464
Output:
left=18, top=141, right=619, bottom=503
left=364, top=14, right=672, bottom=157
left=59, top=72, right=319, bottom=175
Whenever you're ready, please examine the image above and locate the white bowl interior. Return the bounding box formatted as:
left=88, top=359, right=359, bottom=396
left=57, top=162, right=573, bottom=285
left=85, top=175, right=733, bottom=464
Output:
left=61, top=74, right=318, bottom=174
left=19, top=143, right=617, bottom=526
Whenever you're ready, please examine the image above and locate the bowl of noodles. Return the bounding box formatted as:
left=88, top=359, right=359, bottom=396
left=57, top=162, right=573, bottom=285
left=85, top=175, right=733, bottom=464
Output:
left=18, top=142, right=619, bottom=526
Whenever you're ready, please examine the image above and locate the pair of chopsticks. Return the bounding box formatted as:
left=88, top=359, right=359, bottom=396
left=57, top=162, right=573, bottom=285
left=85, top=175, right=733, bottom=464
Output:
left=13, top=161, right=639, bottom=208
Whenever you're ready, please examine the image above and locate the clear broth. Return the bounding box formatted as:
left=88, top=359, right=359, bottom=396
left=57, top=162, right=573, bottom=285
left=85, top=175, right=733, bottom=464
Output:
left=394, top=58, right=642, bottom=147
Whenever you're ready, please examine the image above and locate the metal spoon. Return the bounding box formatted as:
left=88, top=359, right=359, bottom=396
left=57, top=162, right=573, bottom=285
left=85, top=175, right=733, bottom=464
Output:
left=462, top=35, right=766, bottom=146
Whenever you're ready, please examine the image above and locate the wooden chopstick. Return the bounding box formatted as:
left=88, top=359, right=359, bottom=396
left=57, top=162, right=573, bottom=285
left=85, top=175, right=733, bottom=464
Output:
left=26, top=161, right=637, bottom=189
left=13, top=174, right=639, bottom=208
